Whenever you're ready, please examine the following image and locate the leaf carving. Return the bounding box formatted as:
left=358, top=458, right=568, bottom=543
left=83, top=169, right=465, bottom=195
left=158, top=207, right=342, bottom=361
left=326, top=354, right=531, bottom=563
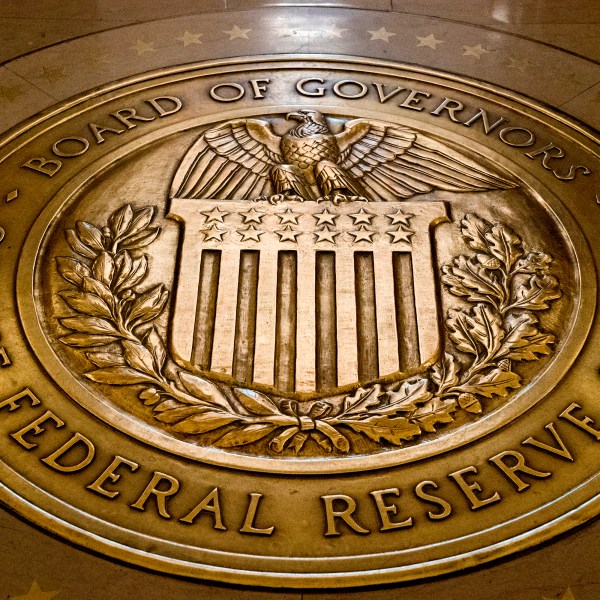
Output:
left=485, top=223, right=522, bottom=269
left=342, top=384, right=382, bottom=415
left=412, top=398, right=457, bottom=433
left=60, top=333, right=119, bottom=347
left=459, top=368, right=521, bottom=398
left=441, top=255, right=505, bottom=306
left=460, top=213, right=489, bottom=252
left=431, top=352, right=460, bottom=392
left=233, top=388, right=280, bottom=416
left=497, top=313, right=555, bottom=361
left=382, top=378, right=432, bottom=414
left=59, top=290, right=112, bottom=319
left=76, top=221, right=104, bottom=251
left=344, top=415, right=421, bottom=445
left=109, top=204, right=133, bottom=238
left=122, top=339, right=157, bottom=376
left=60, top=316, right=119, bottom=335
left=56, top=257, right=91, bottom=287
left=85, top=366, right=152, bottom=385
left=510, top=274, right=562, bottom=311
left=216, top=423, right=277, bottom=447
left=179, top=372, right=231, bottom=409
left=171, top=412, right=240, bottom=434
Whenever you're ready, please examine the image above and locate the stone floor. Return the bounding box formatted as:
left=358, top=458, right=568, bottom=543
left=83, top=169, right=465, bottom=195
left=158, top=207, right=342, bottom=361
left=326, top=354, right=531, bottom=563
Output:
left=0, top=2, right=598, bottom=599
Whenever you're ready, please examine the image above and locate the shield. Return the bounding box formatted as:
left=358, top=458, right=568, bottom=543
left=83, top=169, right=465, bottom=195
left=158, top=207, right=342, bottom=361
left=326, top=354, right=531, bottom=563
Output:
left=167, top=198, right=448, bottom=395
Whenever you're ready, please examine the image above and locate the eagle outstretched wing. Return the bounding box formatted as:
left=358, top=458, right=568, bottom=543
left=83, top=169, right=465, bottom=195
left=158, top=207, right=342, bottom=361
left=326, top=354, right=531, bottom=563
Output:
left=336, top=119, right=515, bottom=201
left=171, top=119, right=282, bottom=199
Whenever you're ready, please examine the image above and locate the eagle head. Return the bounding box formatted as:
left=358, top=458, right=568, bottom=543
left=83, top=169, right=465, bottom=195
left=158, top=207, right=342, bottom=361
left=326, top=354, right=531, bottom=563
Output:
left=286, top=110, right=330, bottom=138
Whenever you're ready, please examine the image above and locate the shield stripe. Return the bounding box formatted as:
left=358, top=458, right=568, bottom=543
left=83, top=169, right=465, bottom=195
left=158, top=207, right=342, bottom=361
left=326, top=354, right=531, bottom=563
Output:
left=253, top=248, right=278, bottom=386
left=373, top=249, right=400, bottom=376
left=393, top=253, right=421, bottom=370
left=274, top=251, right=297, bottom=392
left=355, top=252, right=379, bottom=382
left=232, top=251, right=259, bottom=384
left=210, top=248, right=240, bottom=376
left=315, top=252, right=337, bottom=391
left=191, top=249, right=220, bottom=370
left=295, top=249, right=317, bottom=393
left=335, top=249, right=360, bottom=386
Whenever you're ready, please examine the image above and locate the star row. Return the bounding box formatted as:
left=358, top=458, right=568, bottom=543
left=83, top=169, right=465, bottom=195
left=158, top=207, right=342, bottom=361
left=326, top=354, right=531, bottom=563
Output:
left=127, top=28, right=498, bottom=61
left=201, top=224, right=415, bottom=244
left=199, top=206, right=414, bottom=227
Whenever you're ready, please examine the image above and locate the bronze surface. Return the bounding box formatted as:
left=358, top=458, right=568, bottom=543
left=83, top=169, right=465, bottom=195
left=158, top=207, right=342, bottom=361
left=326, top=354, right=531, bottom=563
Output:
left=0, top=55, right=598, bottom=588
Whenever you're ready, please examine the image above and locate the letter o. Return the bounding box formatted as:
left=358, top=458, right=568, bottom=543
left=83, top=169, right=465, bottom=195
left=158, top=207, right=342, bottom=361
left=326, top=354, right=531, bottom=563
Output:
left=499, top=127, right=536, bottom=147
left=209, top=83, right=245, bottom=102
left=52, top=137, right=90, bottom=157
left=0, top=227, right=5, bottom=243
left=333, top=79, right=368, bottom=99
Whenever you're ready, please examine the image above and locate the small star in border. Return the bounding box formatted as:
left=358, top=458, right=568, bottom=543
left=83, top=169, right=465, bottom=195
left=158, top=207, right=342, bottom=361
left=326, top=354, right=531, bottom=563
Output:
left=507, top=56, right=533, bottom=73
left=176, top=31, right=203, bottom=46
left=314, top=225, right=340, bottom=244
left=416, top=34, right=444, bottom=49
left=202, top=206, right=229, bottom=223
left=313, top=209, right=337, bottom=226
left=203, top=227, right=226, bottom=242
left=84, top=51, right=111, bottom=69
left=542, top=588, right=577, bottom=600
left=39, top=66, right=66, bottom=84
left=324, top=23, right=348, bottom=38
left=10, top=580, right=60, bottom=600
left=238, top=225, right=263, bottom=242
left=386, top=209, right=414, bottom=226
left=349, top=207, right=374, bottom=225
left=349, top=226, right=375, bottom=243
left=275, top=226, right=301, bottom=242
left=387, top=227, right=415, bottom=244
left=223, top=25, right=251, bottom=40
left=131, top=39, right=155, bottom=55
left=277, top=208, right=300, bottom=225
left=368, top=27, right=396, bottom=42
left=463, top=43, right=490, bottom=59
left=0, top=84, right=24, bottom=102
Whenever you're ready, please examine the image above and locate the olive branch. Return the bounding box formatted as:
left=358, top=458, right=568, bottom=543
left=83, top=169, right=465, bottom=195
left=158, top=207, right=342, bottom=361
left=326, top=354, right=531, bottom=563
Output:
left=55, top=207, right=562, bottom=455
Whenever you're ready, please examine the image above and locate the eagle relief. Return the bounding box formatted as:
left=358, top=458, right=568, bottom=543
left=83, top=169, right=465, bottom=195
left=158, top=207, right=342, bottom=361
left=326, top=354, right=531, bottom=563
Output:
left=53, top=110, right=562, bottom=456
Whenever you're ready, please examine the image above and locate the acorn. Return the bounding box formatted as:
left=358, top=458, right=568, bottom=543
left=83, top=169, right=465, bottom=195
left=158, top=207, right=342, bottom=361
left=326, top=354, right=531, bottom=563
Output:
left=458, top=393, right=482, bottom=414
left=498, top=358, right=512, bottom=372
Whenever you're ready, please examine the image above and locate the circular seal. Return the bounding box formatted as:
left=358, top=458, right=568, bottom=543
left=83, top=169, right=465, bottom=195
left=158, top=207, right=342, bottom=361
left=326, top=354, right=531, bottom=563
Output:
left=0, top=56, right=598, bottom=587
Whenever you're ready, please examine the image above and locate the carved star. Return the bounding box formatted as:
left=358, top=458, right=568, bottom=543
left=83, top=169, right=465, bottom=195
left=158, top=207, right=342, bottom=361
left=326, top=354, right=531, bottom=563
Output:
left=349, top=226, right=375, bottom=243
left=387, top=227, right=415, bottom=243
left=0, top=84, right=23, bottom=102
left=275, top=226, right=301, bottom=242
left=314, top=225, right=340, bottom=244
left=313, top=209, right=337, bottom=226
left=241, top=208, right=266, bottom=224
left=204, top=227, right=226, bottom=242
left=202, top=206, right=229, bottom=223
left=84, top=52, right=111, bottom=68
left=507, top=56, right=533, bottom=73
left=416, top=34, right=444, bottom=49
left=463, top=43, right=490, bottom=59
left=277, top=208, right=300, bottom=225
left=324, top=23, right=348, bottom=38
left=386, top=209, right=414, bottom=226
left=176, top=31, right=203, bottom=46
left=368, top=27, right=396, bottom=42
left=11, top=581, right=60, bottom=600
left=223, top=25, right=251, bottom=40
left=542, top=589, right=577, bottom=600
left=40, top=66, right=66, bottom=84
left=131, top=39, right=155, bottom=55
left=238, top=225, right=264, bottom=242
left=349, top=207, right=374, bottom=225
left=542, top=589, right=578, bottom=600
